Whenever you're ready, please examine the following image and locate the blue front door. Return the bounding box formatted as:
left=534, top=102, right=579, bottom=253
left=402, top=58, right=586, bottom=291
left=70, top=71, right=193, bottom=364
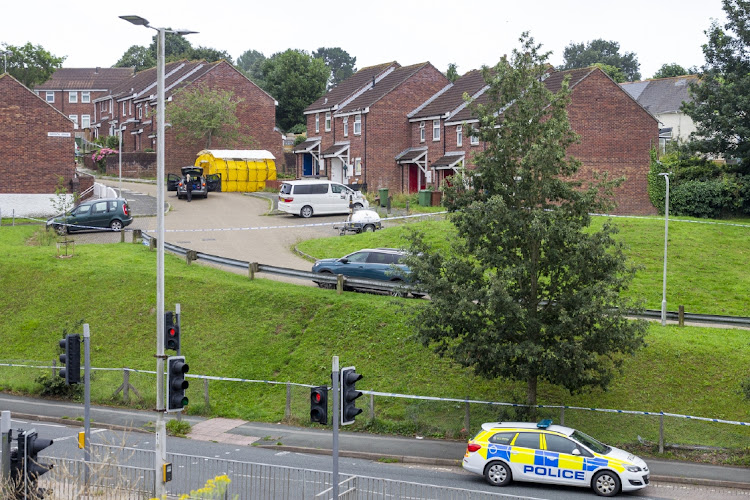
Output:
left=303, top=154, right=313, bottom=176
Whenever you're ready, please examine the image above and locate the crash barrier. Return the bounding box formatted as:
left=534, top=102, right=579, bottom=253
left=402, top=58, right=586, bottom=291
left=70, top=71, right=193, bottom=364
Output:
left=139, top=231, right=750, bottom=326
left=41, top=445, right=528, bottom=499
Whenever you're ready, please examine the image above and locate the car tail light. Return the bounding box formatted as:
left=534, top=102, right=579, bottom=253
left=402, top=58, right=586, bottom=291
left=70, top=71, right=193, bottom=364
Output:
left=179, top=181, right=183, bottom=187
left=122, top=203, right=129, bottom=216
left=279, top=196, right=293, bottom=203
left=467, top=443, right=482, bottom=453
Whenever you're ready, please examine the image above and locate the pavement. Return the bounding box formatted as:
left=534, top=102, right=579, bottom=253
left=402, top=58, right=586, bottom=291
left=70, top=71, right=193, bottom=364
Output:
left=1, top=394, right=748, bottom=491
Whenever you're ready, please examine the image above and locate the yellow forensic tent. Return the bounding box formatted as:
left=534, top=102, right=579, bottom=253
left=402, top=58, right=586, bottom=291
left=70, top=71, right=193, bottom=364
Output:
left=195, top=150, right=276, bottom=192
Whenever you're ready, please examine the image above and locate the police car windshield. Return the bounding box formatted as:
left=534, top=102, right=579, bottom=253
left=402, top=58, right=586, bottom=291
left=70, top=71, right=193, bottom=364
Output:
left=571, top=430, right=610, bottom=454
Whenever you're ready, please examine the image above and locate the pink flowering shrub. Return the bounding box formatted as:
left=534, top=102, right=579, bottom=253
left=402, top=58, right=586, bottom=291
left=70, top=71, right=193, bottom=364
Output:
left=92, top=148, right=117, bottom=172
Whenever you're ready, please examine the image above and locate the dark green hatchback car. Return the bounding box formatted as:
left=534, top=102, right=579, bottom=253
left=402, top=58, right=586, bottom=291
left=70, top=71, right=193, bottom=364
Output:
left=47, top=198, right=133, bottom=235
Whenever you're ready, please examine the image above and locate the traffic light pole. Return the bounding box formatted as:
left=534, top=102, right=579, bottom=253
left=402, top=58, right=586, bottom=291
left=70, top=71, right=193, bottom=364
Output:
left=332, top=356, right=339, bottom=499
left=83, top=324, right=91, bottom=491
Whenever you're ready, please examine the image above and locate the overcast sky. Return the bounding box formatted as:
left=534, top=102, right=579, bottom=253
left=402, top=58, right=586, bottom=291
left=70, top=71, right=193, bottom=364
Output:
left=2, top=0, right=727, bottom=80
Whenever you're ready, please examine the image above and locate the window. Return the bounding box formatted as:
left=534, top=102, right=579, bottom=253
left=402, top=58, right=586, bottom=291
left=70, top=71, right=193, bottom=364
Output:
left=92, top=201, right=108, bottom=214
left=544, top=434, right=580, bottom=455
left=470, top=125, right=479, bottom=145
left=331, top=183, right=346, bottom=194
left=68, top=115, right=78, bottom=125
left=123, top=102, right=126, bottom=115
left=46, top=91, right=54, bottom=103
left=315, top=113, right=320, bottom=133
left=456, top=125, right=463, bottom=147
left=488, top=432, right=515, bottom=445
left=68, top=92, right=78, bottom=103
left=354, top=158, right=362, bottom=175
left=138, top=105, right=142, bottom=119
left=81, top=92, right=90, bottom=103
left=347, top=252, right=369, bottom=263
left=419, top=121, right=425, bottom=142
left=353, top=114, right=361, bottom=135
left=311, top=183, right=329, bottom=194
left=81, top=115, right=91, bottom=129
left=325, top=112, right=331, bottom=131
left=513, top=432, right=541, bottom=449
left=343, top=117, right=348, bottom=137
left=433, top=119, right=440, bottom=141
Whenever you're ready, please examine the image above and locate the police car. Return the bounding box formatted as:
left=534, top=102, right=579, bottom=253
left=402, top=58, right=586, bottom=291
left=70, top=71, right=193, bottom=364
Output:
left=462, top=420, right=649, bottom=497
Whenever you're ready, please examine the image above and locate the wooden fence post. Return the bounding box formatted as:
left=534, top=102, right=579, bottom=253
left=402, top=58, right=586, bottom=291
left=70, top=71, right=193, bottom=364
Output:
left=659, top=413, right=664, bottom=453
left=337, top=274, right=344, bottom=295
left=149, top=236, right=156, bottom=251
left=560, top=406, right=565, bottom=426
left=132, top=229, right=142, bottom=243
left=678, top=305, right=685, bottom=327
left=285, top=383, right=292, bottom=420
left=249, top=262, right=259, bottom=280
left=186, top=250, right=197, bottom=265
left=464, top=397, right=470, bottom=433
left=120, top=230, right=125, bottom=243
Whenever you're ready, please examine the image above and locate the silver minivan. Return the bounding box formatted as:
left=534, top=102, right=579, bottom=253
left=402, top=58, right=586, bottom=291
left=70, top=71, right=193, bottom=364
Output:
left=278, top=180, right=369, bottom=218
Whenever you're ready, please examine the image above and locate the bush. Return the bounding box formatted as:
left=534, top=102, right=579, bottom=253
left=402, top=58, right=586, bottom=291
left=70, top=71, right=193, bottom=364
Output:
left=35, top=372, right=82, bottom=399
left=670, top=179, right=730, bottom=218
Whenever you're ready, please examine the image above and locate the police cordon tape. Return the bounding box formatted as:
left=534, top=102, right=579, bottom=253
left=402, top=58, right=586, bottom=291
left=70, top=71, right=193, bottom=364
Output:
left=2, top=362, right=748, bottom=427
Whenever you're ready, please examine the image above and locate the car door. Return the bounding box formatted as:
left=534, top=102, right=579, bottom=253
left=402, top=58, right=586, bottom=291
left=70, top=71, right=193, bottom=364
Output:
left=67, top=202, right=92, bottom=231
left=206, top=173, right=221, bottom=192
left=509, top=432, right=543, bottom=482
left=330, top=183, right=350, bottom=213
left=167, top=173, right=181, bottom=191
left=88, top=200, right=110, bottom=228
left=338, top=251, right=370, bottom=278
left=542, top=433, right=588, bottom=486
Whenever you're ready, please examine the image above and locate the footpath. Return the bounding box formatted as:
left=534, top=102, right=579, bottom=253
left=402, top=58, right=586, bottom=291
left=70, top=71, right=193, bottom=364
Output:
left=1, top=393, right=748, bottom=490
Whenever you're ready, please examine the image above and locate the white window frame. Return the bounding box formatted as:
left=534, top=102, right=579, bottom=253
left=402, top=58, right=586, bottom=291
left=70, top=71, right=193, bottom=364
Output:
left=123, top=101, right=126, bottom=115
left=81, top=115, right=91, bottom=129
left=353, top=114, right=361, bottom=135
left=343, top=117, right=348, bottom=137
left=419, top=121, right=425, bottom=142
left=46, top=91, right=54, bottom=103
left=354, top=158, right=362, bottom=176
left=81, top=91, right=90, bottom=103
left=433, top=119, right=440, bottom=141
left=470, top=125, right=479, bottom=145
left=129, top=100, right=132, bottom=115
left=456, top=125, right=463, bottom=147
left=138, top=105, right=142, bottom=119
left=68, top=114, right=78, bottom=125
left=325, top=112, right=331, bottom=132
left=315, top=113, right=320, bottom=133
left=68, top=92, right=78, bottom=103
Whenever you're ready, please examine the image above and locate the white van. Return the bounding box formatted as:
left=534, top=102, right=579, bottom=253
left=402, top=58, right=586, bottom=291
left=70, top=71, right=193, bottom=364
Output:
left=277, top=180, right=369, bottom=218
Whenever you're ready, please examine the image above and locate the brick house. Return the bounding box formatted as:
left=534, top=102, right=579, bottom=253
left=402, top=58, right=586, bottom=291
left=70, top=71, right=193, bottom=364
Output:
left=402, top=67, right=659, bottom=214
left=93, top=59, right=283, bottom=175
left=0, top=73, right=91, bottom=216
left=295, top=62, right=449, bottom=191
left=33, top=67, right=134, bottom=141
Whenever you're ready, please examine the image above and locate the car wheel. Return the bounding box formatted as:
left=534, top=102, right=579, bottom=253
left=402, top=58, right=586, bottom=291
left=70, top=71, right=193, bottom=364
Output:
left=55, top=224, right=68, bottom=236
left=353, top=202, right=364, bottom=210
left=363, top=224, right=375, bottom=232
left=592, top=470, right=621, bottom=497
left=300, top=205, right=313, bottom=218
left=411, top=293, right=425, bottom=299
left=110, top=220, right=123, bottom=231
left=315, top=271, right=335, bottom=289
left=484, top=461, right=512, bottom=487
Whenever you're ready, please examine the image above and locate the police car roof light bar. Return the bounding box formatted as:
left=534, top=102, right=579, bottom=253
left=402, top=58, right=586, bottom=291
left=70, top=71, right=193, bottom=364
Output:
left=537, top=419, right=553, bottom=429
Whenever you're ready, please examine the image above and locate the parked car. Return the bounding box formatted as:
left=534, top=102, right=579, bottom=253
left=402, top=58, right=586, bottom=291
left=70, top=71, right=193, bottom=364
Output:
left=47, top=198, right=133, bottom=235
left=167, top=166, right=208, bottom=200
left=312, top=248, right=422, bottom=297
left=462, top=420, right=649, bottom=497
left=277, top=179, right=368, bottom=218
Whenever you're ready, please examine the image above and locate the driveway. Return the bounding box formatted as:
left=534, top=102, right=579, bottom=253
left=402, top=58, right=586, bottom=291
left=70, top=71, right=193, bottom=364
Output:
left=100, top=179, right=347, bottom=279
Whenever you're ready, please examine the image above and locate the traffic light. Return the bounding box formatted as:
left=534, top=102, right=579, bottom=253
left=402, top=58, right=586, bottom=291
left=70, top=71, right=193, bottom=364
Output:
left=310, top=386, right=328, bottom=424
left=10, top=430, right=54, bottom=498
left=58, top=334, right=81, bottom=385
left=164, top=311, right=180, bottom=351
left=167, top=356, right=189, bottom=412
left=340, top=366, right=363, bottom=425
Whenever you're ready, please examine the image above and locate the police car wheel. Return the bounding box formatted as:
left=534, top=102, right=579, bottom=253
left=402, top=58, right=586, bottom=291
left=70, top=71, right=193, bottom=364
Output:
left=484, top=461, right=511, bottom=486
left=592, top=470, right=621, bottom=497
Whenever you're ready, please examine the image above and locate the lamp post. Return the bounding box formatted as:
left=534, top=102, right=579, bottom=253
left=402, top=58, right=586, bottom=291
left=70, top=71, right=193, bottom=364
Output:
left=1, top=50, right=11, bottom=73
left=120, top=15, right=197, bottom=498
left=658, top=172, right=671, bottom=326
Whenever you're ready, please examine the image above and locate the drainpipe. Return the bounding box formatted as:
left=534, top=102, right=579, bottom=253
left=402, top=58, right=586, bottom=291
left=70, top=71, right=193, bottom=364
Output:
left=363, top=113, right=367, bottom=191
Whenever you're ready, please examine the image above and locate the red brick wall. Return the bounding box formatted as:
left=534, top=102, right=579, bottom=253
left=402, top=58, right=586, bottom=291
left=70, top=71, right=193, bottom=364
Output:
left=361, top=65, right=450, bottom=191
left=0, top=75, right=76, bottom=194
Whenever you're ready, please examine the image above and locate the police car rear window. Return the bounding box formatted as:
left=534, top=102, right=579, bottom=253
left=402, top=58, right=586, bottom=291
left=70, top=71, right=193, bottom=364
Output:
left=513, top=432, right=541, bottom=449
left=488, top=432, right=515, bottom=445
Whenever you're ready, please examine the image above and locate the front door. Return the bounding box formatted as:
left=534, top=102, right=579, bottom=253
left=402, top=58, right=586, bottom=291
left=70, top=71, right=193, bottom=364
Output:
left=331, top=158, right=343, bottom=184
left=303, top=154, right=313, bottom=176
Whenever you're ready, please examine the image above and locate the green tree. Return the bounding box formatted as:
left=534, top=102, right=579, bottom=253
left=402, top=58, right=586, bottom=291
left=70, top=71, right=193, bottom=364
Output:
left=446, top=62, right=460, bottom=83
left=114, top=45, right=155, bottom=72
left=147, top=31, right=194, bottom=62
left=592, top=62, right=625, bottom=83
left=312, top=47, right=356, bottom=88
left=404, top=33, right=647, bottom=415
left=166, top=84, right=254, bottom=149
left=561, top=39, right=641, bottom=81
left=191, top=46, right=233, bottom=64
left=2, top=42, right=65, bottom=88
left=652, top=63, right=694, bottom=79
left=684, top=0, right=750, bottom=173
left=260, top=49, right=329, bottom=131
left=236, top=49, right=266, bottom=86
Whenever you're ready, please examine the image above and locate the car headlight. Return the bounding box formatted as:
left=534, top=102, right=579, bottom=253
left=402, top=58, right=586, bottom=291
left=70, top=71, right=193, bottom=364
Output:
left=625, top=465, right=643, bottom=472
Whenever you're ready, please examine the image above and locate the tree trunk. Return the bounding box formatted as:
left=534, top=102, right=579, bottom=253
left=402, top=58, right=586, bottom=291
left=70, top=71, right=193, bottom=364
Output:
left=526, top=376, right=538, bottom=422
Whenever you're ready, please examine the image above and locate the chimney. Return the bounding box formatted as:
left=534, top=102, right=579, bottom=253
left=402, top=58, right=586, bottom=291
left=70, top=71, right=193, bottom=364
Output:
left=95, top=67, right=100, bottom=74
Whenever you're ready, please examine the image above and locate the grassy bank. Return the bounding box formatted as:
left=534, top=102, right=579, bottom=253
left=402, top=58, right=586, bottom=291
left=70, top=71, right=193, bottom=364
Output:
left=0, top=225, right=747, bottom=464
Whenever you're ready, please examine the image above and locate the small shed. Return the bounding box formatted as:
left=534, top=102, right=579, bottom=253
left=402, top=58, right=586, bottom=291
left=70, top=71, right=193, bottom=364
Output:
left=195, top=150, right=276, bottom=192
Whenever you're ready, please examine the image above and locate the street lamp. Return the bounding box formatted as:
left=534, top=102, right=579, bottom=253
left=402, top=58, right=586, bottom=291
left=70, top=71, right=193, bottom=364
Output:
left=658, top=172, right=671, bottom=326
left=1, top=50, right=11, bottom=73
left=120, top=15, right=197, bottom=498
